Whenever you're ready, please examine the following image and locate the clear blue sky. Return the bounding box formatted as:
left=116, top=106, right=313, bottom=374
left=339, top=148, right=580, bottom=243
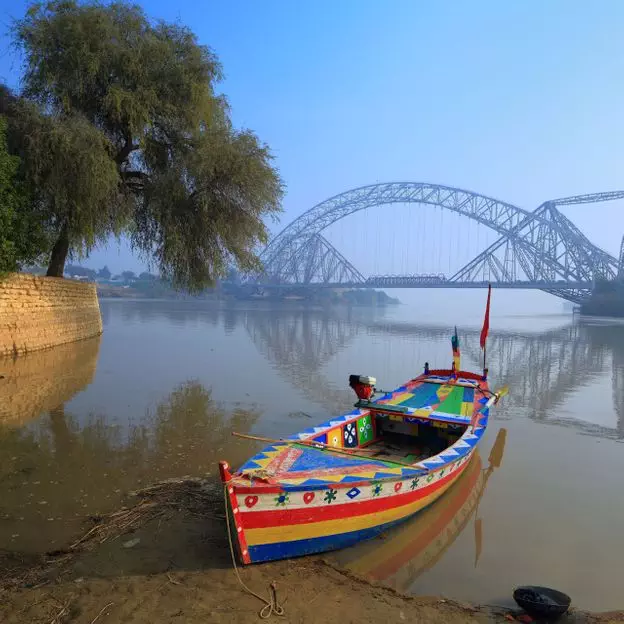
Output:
left=1, top=0, right=623, bottom=277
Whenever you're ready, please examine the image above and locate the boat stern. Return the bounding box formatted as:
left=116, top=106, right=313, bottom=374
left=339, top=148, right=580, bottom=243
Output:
left=219, top=460, right=252, bottom=564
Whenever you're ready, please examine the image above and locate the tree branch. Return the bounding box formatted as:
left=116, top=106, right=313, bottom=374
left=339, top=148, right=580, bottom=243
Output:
left=120, top=170, right=149, bottom=181
left=120, top=170, right=149, bottom=193
left=115, top=129, right=139, bottom=165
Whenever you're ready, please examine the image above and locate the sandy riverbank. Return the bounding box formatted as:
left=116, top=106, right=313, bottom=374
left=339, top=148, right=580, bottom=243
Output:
left=2, top=556, right=620, bottom=624
left=0, top=481, right=620, bottom=624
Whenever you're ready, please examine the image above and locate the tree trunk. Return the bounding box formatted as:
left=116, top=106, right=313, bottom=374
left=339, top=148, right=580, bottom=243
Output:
left=50, top=406, right=74, bottom=458
left=46, top=223, right=70, bottom=277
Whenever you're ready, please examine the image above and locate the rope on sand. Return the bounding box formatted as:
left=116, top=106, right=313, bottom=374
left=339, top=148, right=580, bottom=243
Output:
left=224, top=486, right=285, bottom=619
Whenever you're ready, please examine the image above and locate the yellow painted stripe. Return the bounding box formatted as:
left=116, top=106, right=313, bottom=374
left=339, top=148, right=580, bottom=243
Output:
left=461, top=401, right=473, bottom=417
left=244, top=473, right=461, bottom=546
left=385, top=392, right=414, bottom=405
left=436, top=385, right=453, bottom=398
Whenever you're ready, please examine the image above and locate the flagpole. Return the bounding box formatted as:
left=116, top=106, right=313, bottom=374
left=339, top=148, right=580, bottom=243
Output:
left=483, top=341, right=487, bottom=374
left=480, top=283, right=492, bottom=380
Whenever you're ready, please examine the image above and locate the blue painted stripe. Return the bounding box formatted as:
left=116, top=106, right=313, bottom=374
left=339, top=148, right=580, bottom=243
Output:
left=428, top=411, right=471, bottom=423
left=247, top=515, right=412, bottom=563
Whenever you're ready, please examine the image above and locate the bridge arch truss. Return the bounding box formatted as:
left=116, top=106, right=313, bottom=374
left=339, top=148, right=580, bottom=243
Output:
left=254, top=183, right=624, bottom=303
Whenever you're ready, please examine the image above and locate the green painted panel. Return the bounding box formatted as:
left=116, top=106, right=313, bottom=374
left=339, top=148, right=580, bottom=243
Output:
left=436, top=385, right=465, bottom=415
left=357, top=414, right=374, bottom=444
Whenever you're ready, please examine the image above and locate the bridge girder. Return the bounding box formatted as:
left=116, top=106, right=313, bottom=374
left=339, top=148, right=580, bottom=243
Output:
left=253, top=183, right=624, bottom=302
left=265, top=233, right=365, bottom=285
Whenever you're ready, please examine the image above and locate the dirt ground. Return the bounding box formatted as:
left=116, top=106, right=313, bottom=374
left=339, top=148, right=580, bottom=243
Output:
left=0, top=485, right=622, bottom=624
left=3, top=557, right=622, bottom=624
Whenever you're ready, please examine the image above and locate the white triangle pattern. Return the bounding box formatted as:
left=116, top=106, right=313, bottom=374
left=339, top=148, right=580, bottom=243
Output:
left=423, top=456, right=445, bottom=466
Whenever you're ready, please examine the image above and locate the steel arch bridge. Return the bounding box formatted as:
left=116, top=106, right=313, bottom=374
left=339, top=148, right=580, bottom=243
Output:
left=251, top=183, right=624, bottom=303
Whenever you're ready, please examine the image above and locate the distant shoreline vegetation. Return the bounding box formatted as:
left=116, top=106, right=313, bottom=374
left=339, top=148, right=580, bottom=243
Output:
left=22, top=265, right=400, bottom=306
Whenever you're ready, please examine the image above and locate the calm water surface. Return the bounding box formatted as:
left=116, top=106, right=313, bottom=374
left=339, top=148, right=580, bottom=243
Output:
left=1, top=298, right=623, bottom=610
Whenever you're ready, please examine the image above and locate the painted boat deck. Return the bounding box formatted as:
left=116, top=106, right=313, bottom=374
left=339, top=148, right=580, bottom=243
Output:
left=235, top=373, right=490, bottom=490
left=365, top=437, right=435, bottom=464
left=235, top=441, right=423, bottom=489
left=368, top=377, right=482, bottom=425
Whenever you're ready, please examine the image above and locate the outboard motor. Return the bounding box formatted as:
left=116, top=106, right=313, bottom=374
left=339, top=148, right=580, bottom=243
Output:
left=349, top=374, right=377, bottom=401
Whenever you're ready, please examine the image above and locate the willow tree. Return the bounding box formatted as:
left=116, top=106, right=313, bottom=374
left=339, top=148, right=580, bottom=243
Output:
left=12, top=0, right=282, bottom=289
left=0, top=114, right=49, bottom=273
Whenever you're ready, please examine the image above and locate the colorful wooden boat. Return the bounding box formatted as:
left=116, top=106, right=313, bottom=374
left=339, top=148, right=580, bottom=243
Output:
left=220, top=287, right=506, bottom=564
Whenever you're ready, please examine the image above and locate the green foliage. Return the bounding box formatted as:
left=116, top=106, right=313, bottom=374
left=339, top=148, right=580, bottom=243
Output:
left=12, top=0, right=283, bottom=288
left=0, top=115, right=48, bottom=274
left=8, top=101, right=126, bottom=250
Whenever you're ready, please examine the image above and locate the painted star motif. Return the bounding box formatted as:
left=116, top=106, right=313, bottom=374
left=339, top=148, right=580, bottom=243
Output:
left=410, top=478, right=420, bottom=490
left=372, top=482, right=383, bottom=497
left=324, top=489, right=338, bottom=503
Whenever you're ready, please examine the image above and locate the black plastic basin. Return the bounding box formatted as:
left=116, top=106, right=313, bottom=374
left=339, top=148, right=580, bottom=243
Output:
left=513, top=586, right=571, bottom=620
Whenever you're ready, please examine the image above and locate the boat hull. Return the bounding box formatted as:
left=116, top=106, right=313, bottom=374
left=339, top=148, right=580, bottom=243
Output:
left=226, top=447, right=475, bottom=564
left=334, top=453, right=485, bottom=590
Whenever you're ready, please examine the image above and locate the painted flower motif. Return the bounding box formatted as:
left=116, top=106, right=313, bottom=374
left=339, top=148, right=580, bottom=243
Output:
left=324, top=489, right=338, bottom=503
left=439, top=468, right=446, bottom=477
left=426, top=473, right=434, bottom=483
left=343, top=422, right=357, bottom=447
left=274, top=492, right=290, bottom=506
left=410, top=478, right=420, bottom=490
left=372, top=482, right=383, bottom=497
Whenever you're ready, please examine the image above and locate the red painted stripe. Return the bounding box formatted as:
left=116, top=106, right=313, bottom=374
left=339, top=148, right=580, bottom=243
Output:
left=265, top=446, right=303, bottom=474
left=234, top=484, right=292, bottom=494
left=240, top=460, right=469, bottom=529
left=226, top=487, right=250, bottom=564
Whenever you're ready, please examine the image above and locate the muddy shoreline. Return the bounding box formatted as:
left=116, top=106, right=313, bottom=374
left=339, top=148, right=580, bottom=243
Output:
left=1, top=557, right=621, bottom=624
left=0, top=483, right=621, bottom=623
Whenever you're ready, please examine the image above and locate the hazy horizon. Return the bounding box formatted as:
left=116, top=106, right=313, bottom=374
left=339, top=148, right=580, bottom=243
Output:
left=2, top=0, right=623, bottom=314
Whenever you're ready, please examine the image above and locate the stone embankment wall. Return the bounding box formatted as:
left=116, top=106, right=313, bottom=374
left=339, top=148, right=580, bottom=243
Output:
left=0, top=273, right=103, bottom=358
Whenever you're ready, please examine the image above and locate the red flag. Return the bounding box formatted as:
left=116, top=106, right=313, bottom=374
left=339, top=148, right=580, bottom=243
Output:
left=480, top=284, right=491, bottom=350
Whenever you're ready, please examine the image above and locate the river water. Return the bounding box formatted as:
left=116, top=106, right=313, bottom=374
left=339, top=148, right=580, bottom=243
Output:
left=1, top=297, right=623, bottom=611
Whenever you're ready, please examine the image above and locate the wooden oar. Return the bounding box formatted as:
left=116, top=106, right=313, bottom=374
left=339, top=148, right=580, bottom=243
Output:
left=493, top=385, right=509, bottom=403
left=470, top=385, right=509, bottom=427
left=232, top=431, right=377, bottom=454
left=231, top=432, right=427, bottom=470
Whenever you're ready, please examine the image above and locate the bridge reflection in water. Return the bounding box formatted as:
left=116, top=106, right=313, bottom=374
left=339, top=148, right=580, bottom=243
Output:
left=242, top=307, right=624, bottom=440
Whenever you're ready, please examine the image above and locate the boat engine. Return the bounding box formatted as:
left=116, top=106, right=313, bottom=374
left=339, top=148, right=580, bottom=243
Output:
left=349, top=375, right=377, bottom=401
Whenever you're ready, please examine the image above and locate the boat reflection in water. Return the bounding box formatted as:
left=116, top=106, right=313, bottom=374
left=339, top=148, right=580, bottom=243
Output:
left=331, top=427, right=506, bottom=592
